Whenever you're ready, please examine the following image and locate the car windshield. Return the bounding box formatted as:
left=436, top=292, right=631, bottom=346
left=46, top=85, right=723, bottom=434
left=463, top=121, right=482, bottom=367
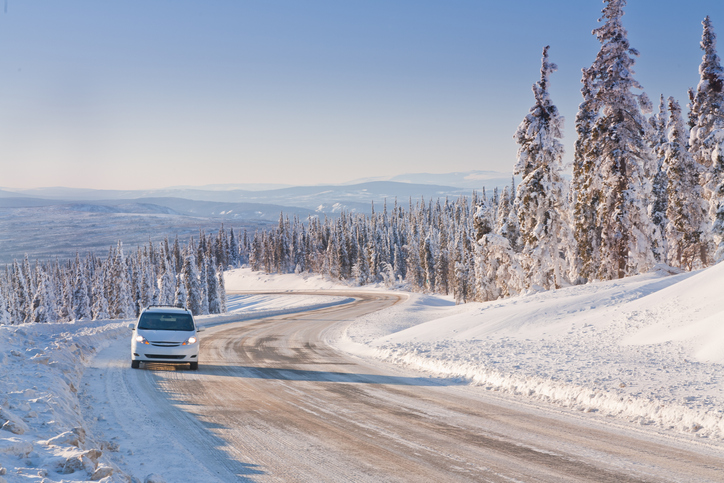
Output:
left=137, top=312, right=195, bottom=331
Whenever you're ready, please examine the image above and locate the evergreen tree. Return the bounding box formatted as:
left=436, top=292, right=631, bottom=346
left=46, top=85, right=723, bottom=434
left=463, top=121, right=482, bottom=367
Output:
left=174, top=275, right=187, bottom=309
left=217, top=267, right=227, bottom=314
left=229, top=228, right=240, bottom=268
left=495, top=185, right=520, bottom=252
left=434, top=231, right=450, bottom=295
left=157, top=253, right=176, bottom=306
left=421, top=235, right=435, bottom=292
left=648, top=95, right=669, bottom=262
left=689, top=16, right=724, bottom=169
left=584, top=0, right=656, bottom=279
left=571, top=67, right=603, bottom=282
left=664, top=97, right=710, bottom=269
left=91, top=268, right=110, bottom=320
left=73, top=260, right=91, bottom=321
left=200, top=259, right=210, bottom=315
left=12, top=260, right=31, bottom=323
left=206, top=258, right=221, bottom=314
left=513, top=46, right=573, bottom=290
left=182, top=253, right=203, bottom=316
left=112, top=243, right=134, bottom=319
left=689, top=17, right=724, bottom=260
left=0, top=281, right=10, bottom=325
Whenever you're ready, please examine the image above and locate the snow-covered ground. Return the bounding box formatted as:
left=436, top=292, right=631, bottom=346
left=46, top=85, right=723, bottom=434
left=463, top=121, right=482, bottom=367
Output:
left=2, top=264, right=724, bottom=481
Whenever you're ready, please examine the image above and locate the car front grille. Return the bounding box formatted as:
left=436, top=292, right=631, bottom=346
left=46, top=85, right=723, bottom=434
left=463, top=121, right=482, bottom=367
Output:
left=144, top=354, right=186, bottom=360
left=150, top=342, right=181, bottom=347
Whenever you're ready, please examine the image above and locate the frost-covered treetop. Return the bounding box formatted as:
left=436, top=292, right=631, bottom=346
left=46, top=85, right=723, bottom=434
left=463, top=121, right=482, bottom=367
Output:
left=591, top=0, right=645, bottom=103
left=513, top=45, right=565, bottom=178
left=699, top=16, right=724, bottom=94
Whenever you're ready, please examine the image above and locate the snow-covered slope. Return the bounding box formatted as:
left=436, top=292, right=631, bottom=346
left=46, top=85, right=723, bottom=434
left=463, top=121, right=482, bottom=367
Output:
left=334, top=263, right=724, bottom=439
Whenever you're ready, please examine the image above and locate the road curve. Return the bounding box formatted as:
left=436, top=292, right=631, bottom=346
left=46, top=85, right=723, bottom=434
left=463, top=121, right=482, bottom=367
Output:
left=141, top=292, right=724, bottom=482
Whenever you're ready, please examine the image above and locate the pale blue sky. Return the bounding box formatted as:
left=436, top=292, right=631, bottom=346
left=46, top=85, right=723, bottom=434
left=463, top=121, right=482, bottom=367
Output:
left=0, top=1, right=721, bottom=190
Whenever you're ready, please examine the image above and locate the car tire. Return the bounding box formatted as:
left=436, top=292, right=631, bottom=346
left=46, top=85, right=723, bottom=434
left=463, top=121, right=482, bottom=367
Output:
left=131, top=360, right=140, bottom=369
left=190, top=361, right=198, bottom=370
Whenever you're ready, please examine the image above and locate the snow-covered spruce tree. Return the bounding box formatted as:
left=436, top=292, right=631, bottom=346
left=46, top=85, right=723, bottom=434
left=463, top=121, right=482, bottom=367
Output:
left=663, top=97, right=710, bottom=269
left=648, top=95, right=669, bottom=260
left=583, top=0, right=656, bottom=280
left=571, top=67, right=602, bottom=282
left=72, top=259, right=91, bottom=321
left=434, top=229, right=450, bottom=295
left=91, top=267, right=110, bottom=320
left=206, top=257, right=221, bottom=315
left=31, top=268, right=57, bottom=323
left=689, top=16, right=724, bottom=169
left=421, top=235, right=435, bottom=292
left=513, top=46, right=574, bottom=290
left=217, top=267, right=227, bottom=313
left=12, top=260, right=32, bottom=323
left=110, top=243, right=134, bottom=319
left=228, top=228, right=240, bottom=268
left=452, top=232, right=471, bottom=304
left=708, top=155, right=724, bottom=261
left=200, top=259, right=210, bottom=315
left=473, top=198, right=524, bottom=300
left=182, top=253, right=203, bottom=316
left=157, top=252, right=176, bottom=306
left=0, top=279, right=10, bottom=325
left=174, top=275, right=187, bottom=310
left=495, top=184, right=520, bottom=252
left=689, top=16, right=724, bottom=260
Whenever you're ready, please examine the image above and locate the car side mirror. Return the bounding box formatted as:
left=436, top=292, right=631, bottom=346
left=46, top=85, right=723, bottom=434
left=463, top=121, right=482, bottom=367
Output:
left=128, top=323, right=135, bottom=330
left=196, top=327, right=204, bottom=332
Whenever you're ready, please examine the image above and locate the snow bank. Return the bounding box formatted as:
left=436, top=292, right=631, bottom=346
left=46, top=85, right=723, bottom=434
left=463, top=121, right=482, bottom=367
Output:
left=0, top=319, right=130, bottom=482
left=334, top=264, right=724, bottom=440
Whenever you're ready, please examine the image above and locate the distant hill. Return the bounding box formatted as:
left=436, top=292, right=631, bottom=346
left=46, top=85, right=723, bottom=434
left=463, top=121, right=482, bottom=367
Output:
left=1, top=180, right=481, bottom=214
left=0, top=172, right=509, bottom=263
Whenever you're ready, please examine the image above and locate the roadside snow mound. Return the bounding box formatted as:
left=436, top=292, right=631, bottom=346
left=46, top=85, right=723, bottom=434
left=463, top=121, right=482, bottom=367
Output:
left=336, top=263, right=724, bottom=440
left=0, top=320, right=130, bottom=482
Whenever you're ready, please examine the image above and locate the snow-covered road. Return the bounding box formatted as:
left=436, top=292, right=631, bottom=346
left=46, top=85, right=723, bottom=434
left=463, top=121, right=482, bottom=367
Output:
left=100, top=292, right=724, bottom=482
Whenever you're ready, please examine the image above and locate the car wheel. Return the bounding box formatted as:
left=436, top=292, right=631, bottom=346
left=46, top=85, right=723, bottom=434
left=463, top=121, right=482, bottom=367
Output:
left=190, top=361, right=198, bottom=370
left=131, top=360, right=140, bottom=369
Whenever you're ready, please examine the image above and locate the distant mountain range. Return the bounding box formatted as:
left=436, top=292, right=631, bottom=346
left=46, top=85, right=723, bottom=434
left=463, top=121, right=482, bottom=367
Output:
left=0, top=170, right=514, bottom=215
left=0, top=170, right=514, bottom=263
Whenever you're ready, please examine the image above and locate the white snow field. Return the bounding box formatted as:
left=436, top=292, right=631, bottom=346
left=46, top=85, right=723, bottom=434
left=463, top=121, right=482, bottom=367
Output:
left=1, top=264, right=723, bottom=481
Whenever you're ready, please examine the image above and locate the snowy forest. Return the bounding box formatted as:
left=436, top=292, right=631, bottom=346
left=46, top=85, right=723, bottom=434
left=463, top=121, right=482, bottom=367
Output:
left=1, top=0, right=723, bottom=325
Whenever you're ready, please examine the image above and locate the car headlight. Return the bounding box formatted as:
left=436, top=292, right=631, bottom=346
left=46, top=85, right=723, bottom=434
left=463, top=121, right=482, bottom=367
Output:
left=182, top=336, right=197, bottom=345
left=135, top=335, right=149, bottom=345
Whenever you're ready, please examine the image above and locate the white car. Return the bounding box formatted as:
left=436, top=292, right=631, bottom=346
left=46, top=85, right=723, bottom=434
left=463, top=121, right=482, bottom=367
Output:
left=129, top=306, right=202, bottom=370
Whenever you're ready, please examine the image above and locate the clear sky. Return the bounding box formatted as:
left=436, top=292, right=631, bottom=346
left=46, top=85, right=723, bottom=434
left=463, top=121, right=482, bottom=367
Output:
left=0, top=0, right=722, bottom=190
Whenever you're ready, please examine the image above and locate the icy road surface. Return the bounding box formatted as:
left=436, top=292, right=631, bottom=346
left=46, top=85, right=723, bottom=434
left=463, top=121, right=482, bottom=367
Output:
left=89, top=292, right=724, bottom=482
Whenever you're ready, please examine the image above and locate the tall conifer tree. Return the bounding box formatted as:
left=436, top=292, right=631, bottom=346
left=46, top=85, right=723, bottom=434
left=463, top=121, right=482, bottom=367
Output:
left=579, top=0, right=656, bottom=279
left=513, top=46, right=573, bottom=290
left=664, top=98, right=709, bottom=269
left=689, top=17, right=724, bottom=260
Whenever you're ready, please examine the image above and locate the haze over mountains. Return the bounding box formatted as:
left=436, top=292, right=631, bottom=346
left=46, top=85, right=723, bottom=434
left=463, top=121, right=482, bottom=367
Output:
left=0, top=170, right=512, bottom=264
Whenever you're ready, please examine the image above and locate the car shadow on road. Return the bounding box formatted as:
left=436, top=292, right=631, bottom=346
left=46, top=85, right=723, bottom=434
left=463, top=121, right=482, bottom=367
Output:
left=199, top=364, right=464, bottom=386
